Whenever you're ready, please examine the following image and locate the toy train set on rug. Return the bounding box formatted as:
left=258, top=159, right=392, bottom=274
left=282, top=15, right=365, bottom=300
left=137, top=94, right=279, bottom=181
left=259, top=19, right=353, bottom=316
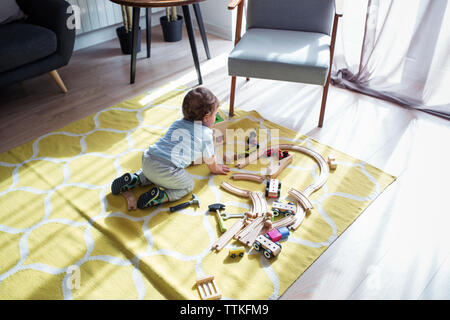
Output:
left=0, top=87, right=397, bottom=300
left=193, top=117, right=338, bottom=300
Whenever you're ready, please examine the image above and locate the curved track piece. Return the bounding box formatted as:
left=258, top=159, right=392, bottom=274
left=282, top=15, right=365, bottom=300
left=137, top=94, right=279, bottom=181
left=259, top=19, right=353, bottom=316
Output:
left=220, top=181, right=251, bottom=198
left=249, top=192, right=268, bottom=218
left=265, top=154, right=293, bottom=178
left=234, top=143, right=329, bottom=196
left=278, top=144, right=330, bottom=196
left=289, top=205, right=306, bottom=230
left=278, top=144, right=330, bottom=229
left=288, top=188, right=313, bottom=211
left=231, top=173, right=265, bottom=183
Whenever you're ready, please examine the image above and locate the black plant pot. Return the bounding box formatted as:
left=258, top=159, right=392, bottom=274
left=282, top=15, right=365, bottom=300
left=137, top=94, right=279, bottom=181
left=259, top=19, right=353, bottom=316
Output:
left=116, top=26, right=141, bottom=55
left=160, top=15, right=183, bottom=42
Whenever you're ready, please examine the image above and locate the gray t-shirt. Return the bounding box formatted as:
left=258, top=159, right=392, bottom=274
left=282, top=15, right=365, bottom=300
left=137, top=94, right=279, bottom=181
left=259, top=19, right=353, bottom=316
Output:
left=146, top=119, right=215, bottom=168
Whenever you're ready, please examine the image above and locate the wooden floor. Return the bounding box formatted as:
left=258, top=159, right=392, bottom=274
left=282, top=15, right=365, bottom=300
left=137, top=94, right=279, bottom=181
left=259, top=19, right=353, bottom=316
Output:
left=1, top=27, right=449, bottom=300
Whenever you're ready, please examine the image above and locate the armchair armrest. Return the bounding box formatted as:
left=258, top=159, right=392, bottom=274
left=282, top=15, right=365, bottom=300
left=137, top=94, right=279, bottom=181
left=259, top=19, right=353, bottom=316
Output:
left=334, top=0, right=344, bottom=17
left=228, top=0, right=244, bottom=10
left=16, top=0, right=75, bottom=65
left=228, top=0, right=245, bottom=45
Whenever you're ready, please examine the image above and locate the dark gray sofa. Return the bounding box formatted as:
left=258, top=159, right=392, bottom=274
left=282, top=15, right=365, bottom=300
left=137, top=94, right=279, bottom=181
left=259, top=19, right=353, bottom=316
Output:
left=0, top=0, right=75, bottom=92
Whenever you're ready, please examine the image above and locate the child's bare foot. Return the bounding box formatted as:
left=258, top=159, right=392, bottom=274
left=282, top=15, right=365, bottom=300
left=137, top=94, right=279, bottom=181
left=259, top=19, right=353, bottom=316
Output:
left=122, top=190, right=137, bottom=211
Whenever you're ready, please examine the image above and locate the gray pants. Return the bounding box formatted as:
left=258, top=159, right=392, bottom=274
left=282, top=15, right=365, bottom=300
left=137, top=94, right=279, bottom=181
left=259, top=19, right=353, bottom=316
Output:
left=136, top=153, right=194, bottom=202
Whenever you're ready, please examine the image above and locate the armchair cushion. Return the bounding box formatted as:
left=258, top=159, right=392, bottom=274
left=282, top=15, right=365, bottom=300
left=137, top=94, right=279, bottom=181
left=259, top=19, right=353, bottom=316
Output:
left=0, top=22, right=57, bottom=73
left=228, top=28, right=331, bottom=85
left=0, top=0, right=25, bottom=25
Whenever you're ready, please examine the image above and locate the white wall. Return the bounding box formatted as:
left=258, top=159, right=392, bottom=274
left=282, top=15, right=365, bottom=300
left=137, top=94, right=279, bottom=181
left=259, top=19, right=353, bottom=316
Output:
left=73, top=11, right=165, bottom=51
left=187, top=0, right=234, bottom=41
left=72, top=0, right=234, bottom=51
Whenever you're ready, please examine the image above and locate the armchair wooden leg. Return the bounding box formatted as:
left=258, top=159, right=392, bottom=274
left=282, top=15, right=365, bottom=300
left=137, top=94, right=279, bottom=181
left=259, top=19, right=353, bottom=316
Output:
left=229, top=76, right=236, bottom=117
left=49, top=70, right=67, bottom=93
left=318, top=81, right=330, bottom=128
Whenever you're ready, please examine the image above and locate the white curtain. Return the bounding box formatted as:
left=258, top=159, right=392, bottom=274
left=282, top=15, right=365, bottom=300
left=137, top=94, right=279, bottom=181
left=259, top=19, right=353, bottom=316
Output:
left=331, top=0, right=450, bottom=119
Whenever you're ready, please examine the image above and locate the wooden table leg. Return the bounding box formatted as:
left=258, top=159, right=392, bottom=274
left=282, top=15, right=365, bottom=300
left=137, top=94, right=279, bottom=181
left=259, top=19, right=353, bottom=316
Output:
left=182, top=5, right=202, bottom=85
left=146, top=8, right=151, bottom=58
left=192, top=3, right=211, bottom=59
left=130, top=6, right=141, bottom=84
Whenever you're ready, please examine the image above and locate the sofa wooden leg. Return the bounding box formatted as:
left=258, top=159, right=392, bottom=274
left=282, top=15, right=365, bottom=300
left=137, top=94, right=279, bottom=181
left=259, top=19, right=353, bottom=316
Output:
left=229, top=76, right=236, bottom=117
left=49, top=70, right=67, bottom=93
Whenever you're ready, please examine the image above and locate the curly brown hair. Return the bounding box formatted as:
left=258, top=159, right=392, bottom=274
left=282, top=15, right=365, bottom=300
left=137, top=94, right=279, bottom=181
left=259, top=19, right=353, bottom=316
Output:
left=182, top=87, right=219, bottom=122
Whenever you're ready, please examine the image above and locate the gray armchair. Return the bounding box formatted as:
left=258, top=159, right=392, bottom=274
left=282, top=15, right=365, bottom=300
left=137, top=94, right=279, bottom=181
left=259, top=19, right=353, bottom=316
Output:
left=228, top=0, right=342, bottom=127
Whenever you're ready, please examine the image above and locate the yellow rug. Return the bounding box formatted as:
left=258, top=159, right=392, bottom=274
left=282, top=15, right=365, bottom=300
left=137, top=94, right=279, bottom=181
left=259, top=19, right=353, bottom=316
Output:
left=0, top=85, right=395, bottom=299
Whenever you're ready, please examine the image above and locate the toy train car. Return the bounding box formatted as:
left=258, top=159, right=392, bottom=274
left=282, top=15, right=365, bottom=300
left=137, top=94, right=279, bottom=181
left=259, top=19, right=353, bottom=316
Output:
left=253, top=234, right=282, bottom=259
left=271, top=201, right=296, bottom=216
left=265, top=179, right=281, bottom=199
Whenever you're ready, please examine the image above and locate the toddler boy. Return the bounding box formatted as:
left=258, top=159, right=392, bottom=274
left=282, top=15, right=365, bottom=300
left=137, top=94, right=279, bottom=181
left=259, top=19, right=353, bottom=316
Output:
left=111, top=87, right=230, bottom=209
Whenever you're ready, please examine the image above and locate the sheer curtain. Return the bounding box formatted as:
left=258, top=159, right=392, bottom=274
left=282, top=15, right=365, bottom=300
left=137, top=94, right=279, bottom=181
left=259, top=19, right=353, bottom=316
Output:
left=331, top=0, right=450, bottom=119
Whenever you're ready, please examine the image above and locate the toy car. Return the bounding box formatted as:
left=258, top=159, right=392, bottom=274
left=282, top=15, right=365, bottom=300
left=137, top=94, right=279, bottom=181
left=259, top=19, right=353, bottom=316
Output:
left=272, top=201, right=296, bottom=216
left=229, top=246, right=245, bottom=258
left=265, top=179, right=281, bottom=198
left=265, top=148, right=289, bottom=159
left=253, top=235, right=281, bottom=259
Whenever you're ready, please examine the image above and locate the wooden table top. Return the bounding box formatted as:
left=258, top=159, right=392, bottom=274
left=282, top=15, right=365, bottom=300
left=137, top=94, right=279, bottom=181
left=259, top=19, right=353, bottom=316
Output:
left=109, top=0, right=205, bottom=7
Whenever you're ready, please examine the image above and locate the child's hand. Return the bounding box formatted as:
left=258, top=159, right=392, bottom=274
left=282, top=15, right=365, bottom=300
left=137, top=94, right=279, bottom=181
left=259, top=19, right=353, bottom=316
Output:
left=205, top=155, right=230, bottom=175
left=216, top=164, right=230, bottom=174
left=211, top=164, right=230, bottom=175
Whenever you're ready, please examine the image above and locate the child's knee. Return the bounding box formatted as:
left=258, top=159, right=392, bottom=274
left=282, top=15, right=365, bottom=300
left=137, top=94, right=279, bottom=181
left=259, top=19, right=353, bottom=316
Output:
left=180, top=179, right=195, bottom=199
left=186, top=179, right=194, bottom=193
left=165, top=179, right=194, bottom=202
left=180, top=180, right=194, bottom=198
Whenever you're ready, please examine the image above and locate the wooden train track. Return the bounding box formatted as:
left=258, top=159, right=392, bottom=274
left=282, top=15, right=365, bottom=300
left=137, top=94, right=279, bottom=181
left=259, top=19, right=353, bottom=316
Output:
left=290, top=205, right=306, bottom=231
left=231, top=173, right=265, bottom=183
left=249, top=191, right=268, bottom=218
left=278, top=144, right=330, bottom=196
left=265, top=154, right=293, bottom=179
left=220, top=182, right=268, bottom=218
left=214, top=142, right=331, bottom=249
left=278, top=144, right=330, bottom=229
left=220, top=181, right=250, bottom=198
left=233, top=143, right=329, bottom=194
left=214, top=184, right=270, bottom=250
left=240, top=218, right=267, bottom=247
left=234, top=216, right=264, bottom=241
left=212, top=218, right=246, bottom=251
left=288, top=188, right=313, bottom=212
left=235, top=146, right=267, bottom=169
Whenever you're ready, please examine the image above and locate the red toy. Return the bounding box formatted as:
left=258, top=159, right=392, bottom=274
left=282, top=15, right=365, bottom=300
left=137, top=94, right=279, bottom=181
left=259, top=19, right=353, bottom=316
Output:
left=267, top=229, right=282, bottom=242
left=266, top=148, right=290, bottom=160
